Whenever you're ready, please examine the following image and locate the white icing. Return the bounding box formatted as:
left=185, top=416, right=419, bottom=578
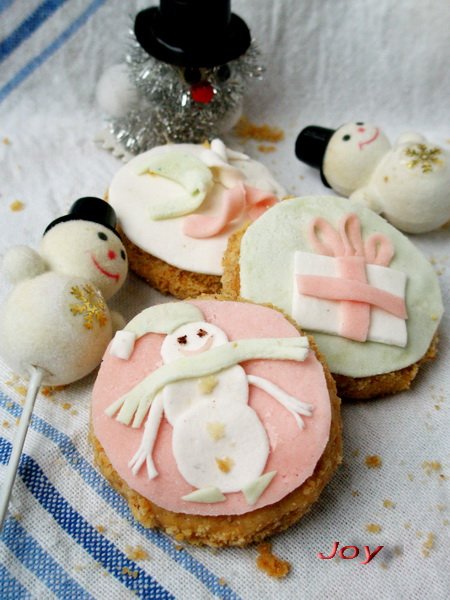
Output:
left=172, top=400, right=270, bottom=493
left=124, top=302, right=204, bottom=339
left=108, top=140, right=285, bottom=275
left=129, top=392, right=164, bottom=479
left=160, top=321, right=229, bottom=363
left=109, top=330, right=137, bottom=359
left=292, top=251, right=408, bottom=347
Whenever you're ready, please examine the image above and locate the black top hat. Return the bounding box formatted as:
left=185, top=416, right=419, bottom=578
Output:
left=295, top=125, right=336, bottom=188
left=134, top=0, right=251, bottom=68
left=44, top=197, right=120, bottom=239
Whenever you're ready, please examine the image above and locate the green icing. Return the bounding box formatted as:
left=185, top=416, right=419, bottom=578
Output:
left=137, top=151, right=213, bottom=219
left=239, top=196, right=443, bottom=377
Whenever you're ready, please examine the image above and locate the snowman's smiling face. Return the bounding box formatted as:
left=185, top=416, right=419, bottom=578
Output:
left=40, top=220, right=128, bottom=299
left=323, top=122, right=391, bottom=196
left=161, top=322, right=229, bottom=364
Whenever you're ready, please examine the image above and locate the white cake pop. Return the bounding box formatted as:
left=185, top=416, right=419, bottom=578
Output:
left=296, top=123, right=450, bottom=233
left=0, top=197, right=128, bottom=528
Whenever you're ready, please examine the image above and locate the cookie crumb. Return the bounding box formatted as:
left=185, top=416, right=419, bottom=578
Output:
left=366, top=523, right=382, bottom=534
left=365, top=455, right=382, bottom=469
left=351, top=449, right=360, bottom=458
left=257, top=144, right=276, bottom=153
left=234, top=117, right=285, bottom=143
left=3, top=137, right=11, bottom=145
left=383, top=499, right=395, bottom=509
left=121, top=566, right=139, bottom=578
left=126, top=545, right=149, bottom=561
left=10, top=200, right=25, bottom=212
left=256, top=542, right=291, bottom=578
left=62, top=402, right=72, bottom=410
left=95, top=525, right=106, bottom=533
left=2, top=420, right=10, bottom=428
left=422, top=460, right=442, bottom=476
left=218, top=578, right=227, bottom=586
left=351, top=490, right=360, bottom=497
left=421, top=533, right=435, bottom=557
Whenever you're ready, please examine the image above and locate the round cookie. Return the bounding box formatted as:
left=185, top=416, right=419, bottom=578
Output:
left=91, top=298, right=341, bottom=547
left=107, top=139, right=285, bottom=298
left=222, top=196, right=443, bottom=399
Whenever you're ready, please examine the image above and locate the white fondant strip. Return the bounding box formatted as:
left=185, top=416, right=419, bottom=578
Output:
left=109, top=330, right=137, bottom=359
left=182, top=487, right=226, bottom=503
left=292, top=251, right=407, bottom=347
left=105, top=337, right=309, bottom=427
left=128, top=392, right=164, bottom=478
left=248, top=375, right=313, bottom=429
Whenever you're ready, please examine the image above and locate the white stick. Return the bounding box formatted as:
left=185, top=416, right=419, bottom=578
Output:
left=0, top=366, right=44, bottom=529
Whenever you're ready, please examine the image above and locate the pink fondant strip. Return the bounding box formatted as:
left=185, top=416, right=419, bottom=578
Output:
left=182, top=184, right=277, bottom=239
left=336, top=256, right=370, bottom=341
left=296, top=275, right=408, bottom=319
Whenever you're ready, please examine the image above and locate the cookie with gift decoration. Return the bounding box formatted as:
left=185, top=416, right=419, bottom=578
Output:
left=0, top=197, right=128, bottom=527
left=222, top=196, right=443, bottom=399
left=91, top=298, right=341, bottom=546
left=107, top=138, right=285, bottom=298
left=96, top=0, right=262, bottom=159
left=295, top=123, right=450, bottom=233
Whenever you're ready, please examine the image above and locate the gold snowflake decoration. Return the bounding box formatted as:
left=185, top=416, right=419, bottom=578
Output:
left=404, top=144, right=443, bottom=173
left=69, top=284, right=107, bottom=330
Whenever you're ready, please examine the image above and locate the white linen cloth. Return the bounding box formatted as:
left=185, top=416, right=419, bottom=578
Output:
left=0, top=1, right=448, bottom=598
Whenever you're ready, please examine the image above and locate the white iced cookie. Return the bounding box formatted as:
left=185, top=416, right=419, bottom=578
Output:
left=0, top=198, right=128, bottom=385
left=296, top=122, right=450, bottom=233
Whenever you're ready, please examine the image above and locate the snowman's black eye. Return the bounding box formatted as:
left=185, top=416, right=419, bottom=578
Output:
left=184, top=67, right=201, bottom=84
left=356, top=121, right=364, bottom=125
left=177, top=335, right=187, bottom=345
left=342, top=135, right=351, bottom=141
left=98, top=232, right=108, bottom=241
left=216, top=64, right=231, bottom=82
left=197, top=328, right=207, bottom=337
left=120, top=249, right=126, bottom=260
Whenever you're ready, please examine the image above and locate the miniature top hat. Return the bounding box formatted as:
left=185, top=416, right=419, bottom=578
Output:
left=44, top=197, right=120, bottom=238
left=295, top=125, right=336, bottom=187
left=134, top=0, right=252, bottom=68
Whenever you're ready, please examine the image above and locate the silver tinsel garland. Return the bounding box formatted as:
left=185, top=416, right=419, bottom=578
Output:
left=107, top=28, right=264, bottom=155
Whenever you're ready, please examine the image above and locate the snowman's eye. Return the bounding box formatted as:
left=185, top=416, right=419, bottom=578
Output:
left=184, top=67, right=201, bottom=84
left=120, top=249, right=126, bottom=261
left=356, top=121, right=364, bottom=125
left=98, top=232, right=108, bottom=241
left=342, top=135, right=351, bottom=141
left=197, top=328, right=207, bottom=337
left=177, top=335, right=188, bottom=345
left=216, top=64, right=231, bottom=82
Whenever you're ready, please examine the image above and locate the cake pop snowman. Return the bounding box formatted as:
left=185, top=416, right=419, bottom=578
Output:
left=0, top=197, right=128, bottom=527
left=107, top=303, right=313, bottom=504
left=96, top=0, right=262, bottom=159
left=295, top=122, right=450, bottom=233
left=0, top=197, right=128, bottom=386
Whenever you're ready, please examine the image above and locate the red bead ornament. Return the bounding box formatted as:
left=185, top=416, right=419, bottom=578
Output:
left=191, top=82, right=215, bottom=104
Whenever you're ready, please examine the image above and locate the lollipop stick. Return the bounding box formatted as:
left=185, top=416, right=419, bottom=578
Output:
left=0, top=366, right=44, bottom=529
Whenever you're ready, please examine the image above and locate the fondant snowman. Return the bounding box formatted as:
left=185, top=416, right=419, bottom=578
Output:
left=107, top=303, right=312, bottom=504
left=0, top=198, right=128, bottom=385
left=295, top=122, right=450, bottom=233
left=96, top=0, right=262, bottom=158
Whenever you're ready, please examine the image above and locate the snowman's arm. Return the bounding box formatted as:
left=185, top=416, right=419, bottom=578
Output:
left=247, top=375, right=313, bottom=429
left=128, top=392, right=164, bottom=479
left=2, top=246, right=47, bottom=284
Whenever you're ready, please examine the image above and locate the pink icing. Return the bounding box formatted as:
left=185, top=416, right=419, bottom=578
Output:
left=182, top=184, right=278, bottom=239
left=91, top=301, right=332, bottom=516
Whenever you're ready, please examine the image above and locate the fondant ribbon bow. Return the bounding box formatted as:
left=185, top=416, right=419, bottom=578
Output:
left=182, top=183, right=278, bottom=239
left=296, top=213, right=408, bottom=342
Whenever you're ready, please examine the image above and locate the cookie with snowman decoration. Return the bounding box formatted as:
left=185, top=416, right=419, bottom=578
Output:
left=91, top=298, right=341, bottom=547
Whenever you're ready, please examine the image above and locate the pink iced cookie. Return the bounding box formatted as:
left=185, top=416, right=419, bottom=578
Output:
left=91, top=299, right=340, bottom=545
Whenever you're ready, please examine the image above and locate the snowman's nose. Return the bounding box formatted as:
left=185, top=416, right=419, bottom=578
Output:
left=108, top=249, right=117, bottom=260
left=357, top=127, right=366, bottom=132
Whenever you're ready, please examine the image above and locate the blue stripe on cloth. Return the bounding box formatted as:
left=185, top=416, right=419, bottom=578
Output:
left=1, top=518, right=93, bottom=600
left=0, top=437, right=174, bottom=600
left=0, top=0, right=15, bottom=15
left=0, top=562, right=32, bottom=600
left=0, top=0, right=69, bottom=63
left=0, top=392, right=242, bottom=600
left=0, top=0, right=107, bottom=104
